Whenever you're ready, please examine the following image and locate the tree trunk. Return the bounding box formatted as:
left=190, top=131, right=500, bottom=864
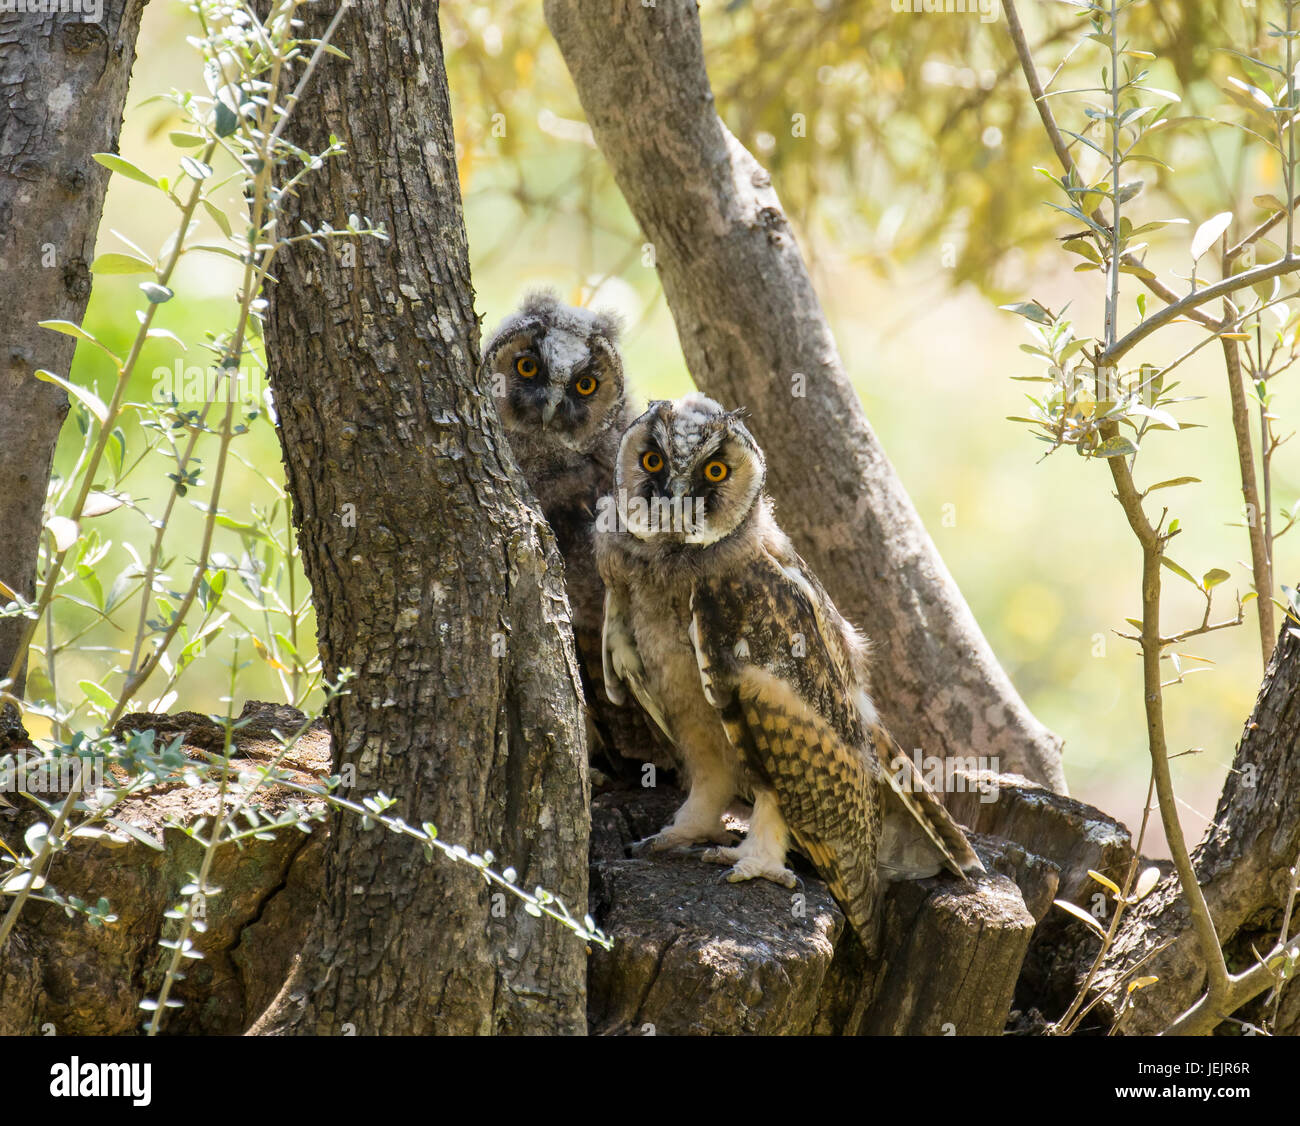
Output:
left=544, top=0, right=1066, bottom=793
left=0, top=1, right=147, bottom=696
left=1086, top=609, right=1300, bottom=1035
left=249, top=0, right=589, bottom=1035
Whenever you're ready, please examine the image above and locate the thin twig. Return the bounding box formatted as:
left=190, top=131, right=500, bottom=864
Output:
left=1220, top=317, right=1275, bottom=663
left=1103, top=258, right=1300, bottom=366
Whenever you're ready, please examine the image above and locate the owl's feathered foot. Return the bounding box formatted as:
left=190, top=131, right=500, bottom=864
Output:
left=630, top=775, right=739, bottom=856
left=629, top=825, right=738, bottom=856
left=701, top=846, right=799, bottom=890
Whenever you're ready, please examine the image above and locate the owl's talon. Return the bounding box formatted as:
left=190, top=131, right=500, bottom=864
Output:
left=701, top=845, right=742, bottom=866
left=627, top=834, right=672, bottom=857
left=627, top=831, right=704, bottom=856
left=721, top=856, right=799, bottom=889
left=629, top=825, right=736, bottom=857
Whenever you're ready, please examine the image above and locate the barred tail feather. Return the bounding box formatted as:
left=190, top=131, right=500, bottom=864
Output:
left=871, top=725, right=985, bottom=880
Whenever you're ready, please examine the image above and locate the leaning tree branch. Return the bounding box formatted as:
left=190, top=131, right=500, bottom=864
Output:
left=1103, top=259, right=1300, bottom=367
left=545, top=0, right=1066, bottom=792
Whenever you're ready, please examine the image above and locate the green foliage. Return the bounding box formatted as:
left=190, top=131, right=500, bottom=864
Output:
left=1004, top=0, right=1300, bottom=1034
left=442, top=0, right=1300, bottom=291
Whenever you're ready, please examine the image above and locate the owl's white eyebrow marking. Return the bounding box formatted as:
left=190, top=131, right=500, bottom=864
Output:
left=541, top=329, right=590, bottom=377
left=692, top=428, right=728, bottom=461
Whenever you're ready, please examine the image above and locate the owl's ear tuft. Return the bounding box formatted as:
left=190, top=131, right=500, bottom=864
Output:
left=587, top=306, right=623, bottom=343
left=518, top=287, right=563, bottom=320
left=723, top=407, right=761, bottom=449
left=624, top=400, right=673, bottom=437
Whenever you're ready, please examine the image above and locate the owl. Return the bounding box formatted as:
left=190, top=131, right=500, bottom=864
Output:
left=483, top=291, right=665, bottom=775
left=594, top=392, right=985, bottom=950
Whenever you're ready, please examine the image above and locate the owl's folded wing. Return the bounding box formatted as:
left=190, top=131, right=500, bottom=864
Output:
left=688, top=561, right=883, bottom=943
left=689, top=551, right=983, bottom=941
left=600, top=584, right=674, bottom=744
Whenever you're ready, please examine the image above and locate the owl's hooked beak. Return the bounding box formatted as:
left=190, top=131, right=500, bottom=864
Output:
left=540, top=387, right=564, bottom=427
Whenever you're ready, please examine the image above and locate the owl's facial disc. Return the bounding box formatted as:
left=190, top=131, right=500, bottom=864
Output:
left=495, top=325, right=618, bottom=449
left=617, top=395, right=765, bottom=545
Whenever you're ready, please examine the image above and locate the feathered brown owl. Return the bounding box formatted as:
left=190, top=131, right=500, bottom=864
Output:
left=483, top=291, right=665, bottom=776
left=594, top=392, right=984, bottom=950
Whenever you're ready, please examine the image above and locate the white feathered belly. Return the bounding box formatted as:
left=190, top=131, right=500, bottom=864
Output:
left=626, top=586, right=742, bottom=792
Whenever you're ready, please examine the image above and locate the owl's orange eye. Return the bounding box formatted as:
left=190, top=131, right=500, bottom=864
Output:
left=641, top=450, right=664, bottom=473
left=575, top=375, right=598, bottom=396
left=515, top=355, right=538, bottom=378
left=703, top=460, right=728, bottom=482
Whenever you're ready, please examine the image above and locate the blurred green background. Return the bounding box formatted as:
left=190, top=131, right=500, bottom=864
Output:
left=41, top=0, right=1300, bottom=857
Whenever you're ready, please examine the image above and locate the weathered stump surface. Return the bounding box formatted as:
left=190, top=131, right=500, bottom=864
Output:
left=948, top=770, right=1135, bottom=1022
left=2, top=712, right=1155, bottom=1036
left=948, top=771, right=1133, bottom=906
left=0, top=703, right=327, bottom=1035
left=588, top=788, right=1036, bottom=1035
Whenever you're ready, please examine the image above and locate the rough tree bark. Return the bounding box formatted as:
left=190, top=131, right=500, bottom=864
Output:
left=248, top=0, right=589, bottom=1035
left=0, top=1, right=147, bottom=697
left=544, top=0, right=1066, bottom=794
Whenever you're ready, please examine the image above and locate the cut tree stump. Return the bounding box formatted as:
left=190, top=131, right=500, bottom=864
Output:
left=588, top=788, right=1036, bottom=1035
left=947, top=771, right=1133, bottom=907
left=2, top=710, right=1143, bottom=1036
left=946, top=769, right=1136, bottom=1021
